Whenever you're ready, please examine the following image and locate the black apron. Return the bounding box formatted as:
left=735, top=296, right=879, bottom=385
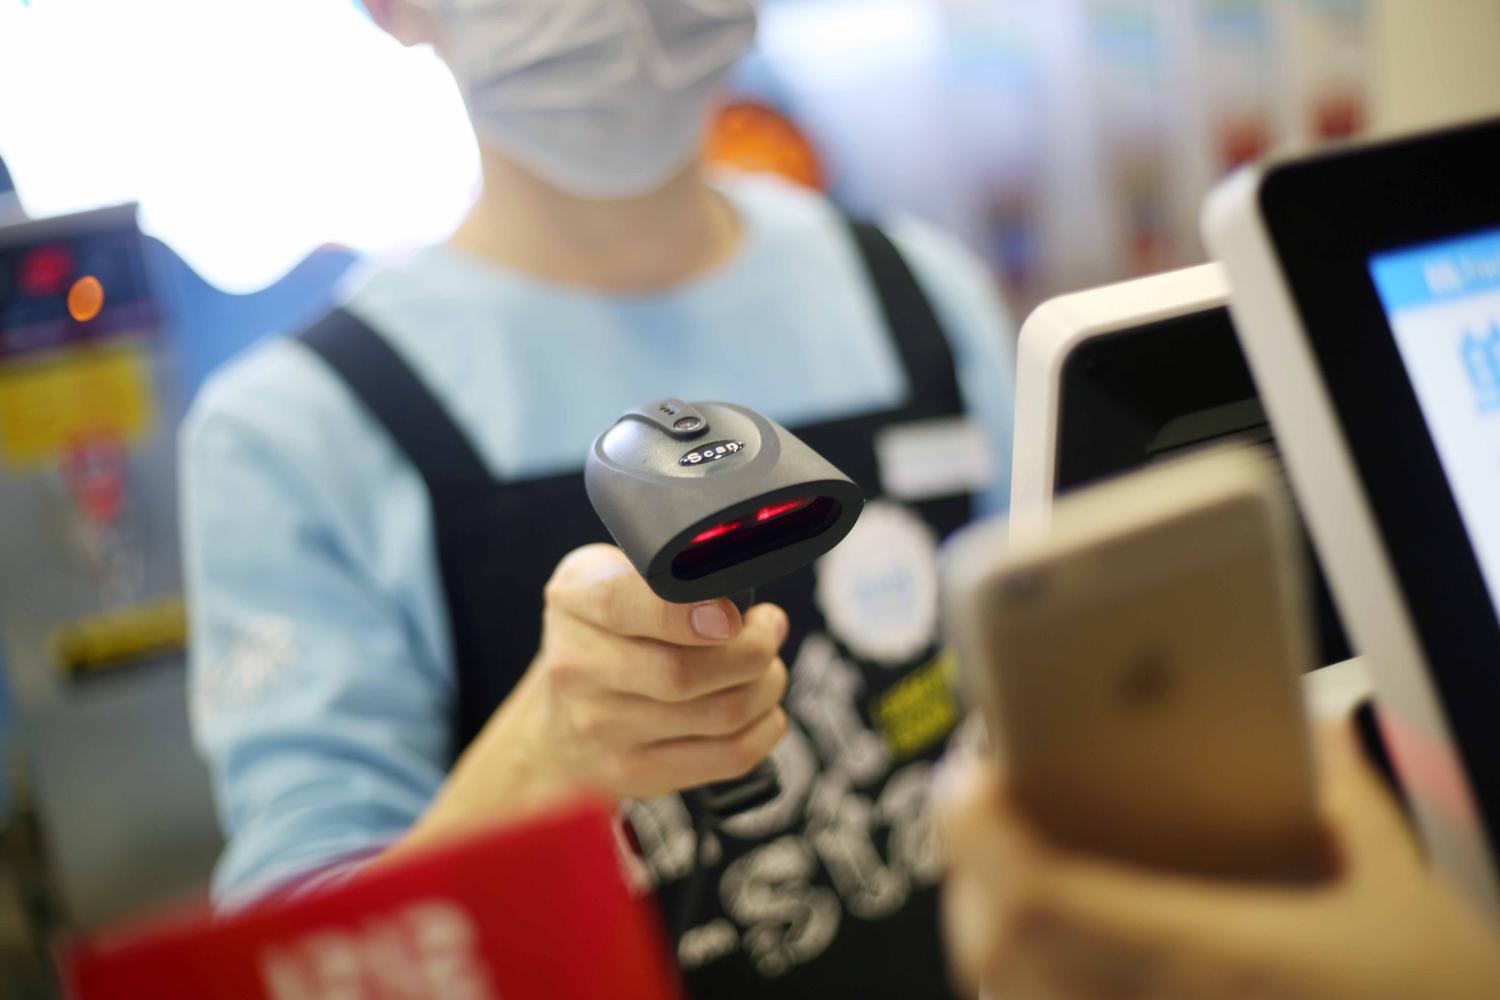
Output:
left=298, top=222, right=977, bottom=999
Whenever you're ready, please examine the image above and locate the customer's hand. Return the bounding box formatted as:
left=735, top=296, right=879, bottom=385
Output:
left=937, top=719, right=1500, bottom=1000
left=389, top=543, right=789, bottom=856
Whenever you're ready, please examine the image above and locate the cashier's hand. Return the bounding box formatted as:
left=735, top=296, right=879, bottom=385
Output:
left=936, top=720, right=1500, bottom=1000
left=390, top=544, right=789, bottom=856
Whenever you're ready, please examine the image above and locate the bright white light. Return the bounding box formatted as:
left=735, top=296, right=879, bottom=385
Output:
left=755, top=0, right=962, bottom=230
left=0, top=0, right=479, bottom=293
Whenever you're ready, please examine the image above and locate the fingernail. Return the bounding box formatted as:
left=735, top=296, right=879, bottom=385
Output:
left=773, top=608, right=790, bottom=646
left=691, top=603, right=732, bottom=641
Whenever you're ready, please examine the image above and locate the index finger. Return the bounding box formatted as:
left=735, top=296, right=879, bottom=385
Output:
left=547, top=543, right=742, bottom=645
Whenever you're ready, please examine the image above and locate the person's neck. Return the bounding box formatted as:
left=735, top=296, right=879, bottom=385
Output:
left=448, top=148, right=742, bottom=294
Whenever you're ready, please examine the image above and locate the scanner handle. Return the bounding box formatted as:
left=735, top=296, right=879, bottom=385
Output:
left=685, top=758, right=780, bottom=820
left=683, top=586, right=780, bottom=821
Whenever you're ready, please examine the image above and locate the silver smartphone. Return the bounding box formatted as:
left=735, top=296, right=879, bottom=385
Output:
left=944, top=445, right=1323, bottom=881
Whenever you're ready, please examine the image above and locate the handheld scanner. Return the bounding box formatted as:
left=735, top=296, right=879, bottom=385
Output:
left=585, top=399, right=865, bottom=605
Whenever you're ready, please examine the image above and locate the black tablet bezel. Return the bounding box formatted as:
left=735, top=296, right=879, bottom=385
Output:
left=1258, top=117, right=1500, bottom=856
left=1052, top=308, right=1352, bottom=667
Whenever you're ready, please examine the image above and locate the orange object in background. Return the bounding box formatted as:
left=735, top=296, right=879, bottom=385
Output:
left=68, top=275, right=105, bottom=322
left=706, top=99, right=826, bottom=192
left=1217, top=116, right=1272, bottom=172
left=1314, top=92, right=1366, bottom=141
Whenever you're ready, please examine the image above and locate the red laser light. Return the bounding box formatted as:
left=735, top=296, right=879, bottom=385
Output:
left=690, top=499, right=816, bottom=545
left=691, top=520, right=742, bottom=544
left=756, top=498, right=811, bottom=522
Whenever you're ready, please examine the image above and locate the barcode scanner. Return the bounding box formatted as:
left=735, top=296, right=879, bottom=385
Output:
left=585, top=399, right=864, bottom=821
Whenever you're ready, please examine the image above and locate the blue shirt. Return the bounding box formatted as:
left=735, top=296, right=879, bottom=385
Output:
left=183, top=175, right=1016, bottom=907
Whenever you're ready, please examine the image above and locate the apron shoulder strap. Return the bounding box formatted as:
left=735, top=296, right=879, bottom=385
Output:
left=296, top=308, right=491, bottom=492
left=299, top=226, right=959, bottom=487
left=846, top=221, right=966, bottom=415
left=297, top=308, right=498, bottom=757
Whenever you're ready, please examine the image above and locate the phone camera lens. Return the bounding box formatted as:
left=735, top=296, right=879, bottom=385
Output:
left=1116, top=651, right=1174, bottom=708
left=1002, top=571, right=1045, bottom=604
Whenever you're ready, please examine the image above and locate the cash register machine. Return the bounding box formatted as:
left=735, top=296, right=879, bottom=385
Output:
left=1009, top=263, right=1358, bottom=695
left=1205, top=116, right=1500, bottom=914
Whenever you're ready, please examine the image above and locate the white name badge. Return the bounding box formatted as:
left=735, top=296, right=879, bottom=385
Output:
left=874, top=417, right=995, bottom=503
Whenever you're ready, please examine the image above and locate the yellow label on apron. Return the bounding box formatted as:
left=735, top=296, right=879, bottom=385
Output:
left=869, top=648, right=960, bottom=758
left=0, top=340, right=155, bottom=469
left=50, top=595, right=188, bottom=678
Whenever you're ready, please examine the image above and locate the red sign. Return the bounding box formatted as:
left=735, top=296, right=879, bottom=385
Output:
left=62, top=798, right=683, bottom=1000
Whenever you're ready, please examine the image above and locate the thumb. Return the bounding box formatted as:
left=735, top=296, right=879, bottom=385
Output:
left=1039, top=716, right=1422, bottom=947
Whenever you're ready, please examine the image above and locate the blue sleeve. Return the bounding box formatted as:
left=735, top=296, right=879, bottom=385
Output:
left=885, top=216, right=1017, bottom=516
left=182, top=365, right=451, bottom=908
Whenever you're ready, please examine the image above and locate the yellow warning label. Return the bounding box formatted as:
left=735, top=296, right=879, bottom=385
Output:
left=50, top=596, right=187, bottom=678
left=0, top=341, right=155, bottom=470
left=869, top=648, right=960, bottom=758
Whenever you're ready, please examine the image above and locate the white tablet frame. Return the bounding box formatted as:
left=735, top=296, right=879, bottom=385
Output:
left=1010, top=264, right=1230, bottom=519
left=1205, top=168, right=1500, bottom=916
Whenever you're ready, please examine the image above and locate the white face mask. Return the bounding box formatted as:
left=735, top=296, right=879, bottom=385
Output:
left=420, top=0, right=757, bottom=200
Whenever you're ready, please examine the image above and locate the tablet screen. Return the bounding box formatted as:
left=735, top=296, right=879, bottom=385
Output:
left=1371, top=227, right=1500, bottom=626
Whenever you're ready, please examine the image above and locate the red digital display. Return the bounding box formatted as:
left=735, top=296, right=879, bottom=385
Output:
left=19, top=243, right=74, bottom=298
